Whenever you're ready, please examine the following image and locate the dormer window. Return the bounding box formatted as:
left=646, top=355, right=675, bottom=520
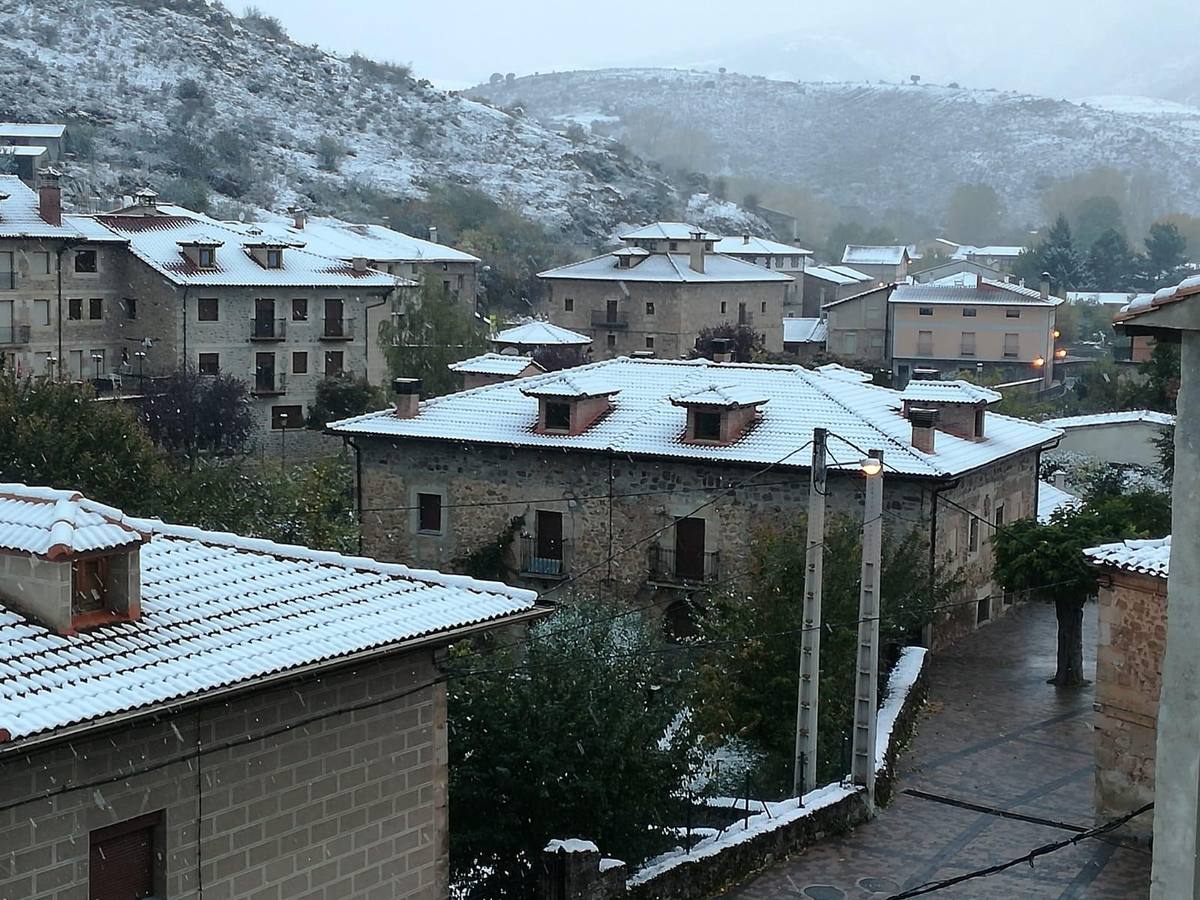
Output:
left=266, top=248, right=283, bottom=269
left=618, top=256, right=631, bottom=269
left=179, top=240, right=224, bottom=269
left=72, top=555, right=110, bottom=614
left=694, top=411, right=722, bottom=441
left=671, top=383, right=769, bottom=446
left=197, top=246, right=215, bottom=268
left=545, top=402, right=571, bottom=431
left=522, top=377, right=620, bottom=436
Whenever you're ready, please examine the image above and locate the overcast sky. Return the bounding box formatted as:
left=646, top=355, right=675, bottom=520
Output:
left=243, top=0, right=1200, bottom=99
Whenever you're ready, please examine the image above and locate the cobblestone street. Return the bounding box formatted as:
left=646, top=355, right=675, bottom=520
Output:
left=722, top=602, right=1152, bottom=899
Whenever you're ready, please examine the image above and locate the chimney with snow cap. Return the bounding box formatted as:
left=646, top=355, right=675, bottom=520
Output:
left=909, top=407, right=938, bottom=453
left=689, top=229, right=706, bottom=273
left=38, top=167, right=61, bottom=226
left=1040, top=272, right=1051, bottom=300
left=710, top=337, right=732, bottom=363
left=392, top=377, right=421, bottom=418
left=742, top=233, right=750, bottom=245
left=289, top=206, right=307, bottom=230
left=429, top=225, right=438, bottom=244
left=352, top=256, right=368, bottom=273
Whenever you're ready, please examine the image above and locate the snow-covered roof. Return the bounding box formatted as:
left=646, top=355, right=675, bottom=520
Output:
left=670, top=383, right=769, bottom=408
left=1084, top=536, right=1171, bottom=579
left=952, top=245, right=1025, bottom=260
left=0, top=501, right=541, bottom=743
left=805, top=264, right=872, bottom=285
left=493, top=321, right=592, bottom=346
left=0, top=123, right=65, bottom=139
left=1115, top=274, right=1200, bottom=322
left=63, top=214, right=129, bottom=244
left=1042, top=410, right=1175, bottom=430
left=538, top=251, right=793, bottom=284
left=1037, top=480, right=1081, bottom=523
left=0, top=175, right=78, bottom=239
left=814, top=363, right=873, bottom=383
left=88, top=214, right=400, bottom=288
left=521, top=373, right=619, bottom=399
left=782, top=318, right=827, bottom=344
left=891, top=280, right=1061, bottom=307
left=900, top=380, right=1002, bottom=405
left=0, top=485, right=147, bottom=560
left=448, top=353, right=544, bottom=377
left=842, top=245, right=909, bottom=266
left=0, top=146, right=47, bottom=158
left=619, top=222, right=714, bottom=241
left=329, top=357, right=1061, bottom=479
left=713, top=235, right=812, bottom=257
left=1066, top=291, right=1154, bottom=307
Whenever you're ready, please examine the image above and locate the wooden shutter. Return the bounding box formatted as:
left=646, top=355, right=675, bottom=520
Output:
left=89, top=813, right=160, bottom=900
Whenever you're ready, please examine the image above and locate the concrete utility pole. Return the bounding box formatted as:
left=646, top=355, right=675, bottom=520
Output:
left=794, top=427, right=827, bottom=797
left=850, top=450, right=884, bottom=810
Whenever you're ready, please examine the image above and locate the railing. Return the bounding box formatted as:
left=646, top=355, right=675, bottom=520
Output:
left=321, top=317, right=356, bottom=340
left=591, top=309, right=628, bottom=329
left=519, top=535, right=570, bottom=579
left=0, top=325, right=31, bottom=346
left=647, top=545, right=721, bottom=586
left=252, top=370, right=287, bottom=395
left=251, top=317, right=287, bottom=341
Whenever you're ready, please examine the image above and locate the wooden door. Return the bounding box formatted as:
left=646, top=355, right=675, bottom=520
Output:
left=674, top=517, right=705, bottom=581
left=254, top=298, right=275, bottom=337
left=536, top=510, right=563, bottom=562
left=324, top=298, right=344, bottom=336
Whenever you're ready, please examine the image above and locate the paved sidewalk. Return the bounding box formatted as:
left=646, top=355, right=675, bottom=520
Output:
left=721, top=602, right=1152, bottom=899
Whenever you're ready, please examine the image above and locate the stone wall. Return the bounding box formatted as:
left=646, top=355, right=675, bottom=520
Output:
left=1095, top=569, right=1166, bottom=841
left=0, top=648, right=448, bottom=900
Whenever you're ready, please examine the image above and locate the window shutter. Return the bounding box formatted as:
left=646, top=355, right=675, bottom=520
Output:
left=90, top=823, right=155, bottom=899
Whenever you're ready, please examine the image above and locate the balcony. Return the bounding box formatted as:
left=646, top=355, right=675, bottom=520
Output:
left=321, top=317, right=356, bottom=341
left=0, top=325, right=30, bottom=346
left=251, top=318, right=287, bottom=341
left=647, top=545, right=721, bottom=586
left=591, top=309, right=628, bottom=329
left=252, top=371, right=287, bottom=396
left=518, top=535, right=570, bottom=580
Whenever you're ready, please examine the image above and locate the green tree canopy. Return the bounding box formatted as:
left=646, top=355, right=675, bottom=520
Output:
left=140, top=369, right=253, bottom=458
left=1073, top=195, right=1125, bottom=250
left=381, top=281, right=490, bottom=396
left=1144, top=222, right=1188, bottom=286
left=1086, top=228, right=1137, bottom=292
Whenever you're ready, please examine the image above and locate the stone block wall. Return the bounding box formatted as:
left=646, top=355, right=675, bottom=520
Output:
left=0, top=648, right=448, bottom=900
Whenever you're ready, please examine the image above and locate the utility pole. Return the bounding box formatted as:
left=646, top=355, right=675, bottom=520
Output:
left=850, top=450, right=884, bottom=810
left=794, top=427, right=827, bottom=797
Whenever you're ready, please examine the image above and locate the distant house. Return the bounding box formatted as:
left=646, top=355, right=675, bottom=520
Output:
left=1042, top=410, right=1174, bottom=469
left=952, top=245, right=1026, bottom=271
left=712, top=234, right=812, bottom=312
left=781, top=317, right=827, bottom=360
left=0, top=122, right=66, bottom=166
left=911, top=259, right=1005, bottom=285
left=841, top=245, right=911, bottom=283
left=0, top=483, right=546, bottom=900
left=821, top=283, right=895, bottom=365
left=1067, top=291, right=1157, bottom=363
left=1085, top=536, right=1171, bottom=842
left=802, top=264, right=874, bottom=314
left=538, top=223, right=792, bottom=358
left=449, top=352, right=544, bottom=389
left=492, top=320, right=592, bottom=358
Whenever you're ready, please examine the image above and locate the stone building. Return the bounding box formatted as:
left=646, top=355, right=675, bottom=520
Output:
left=1085, top=536, right=1171, bottom=842
left=1042, top=410, right=1175, bottom=469
left=841, top=245, right=911, bottom=284
left=330, top=358, right=1061, bottom=644
left=821, top=284, right=895, bottom=367
left=538, top=223, right=792, bottom=359
left=0, top=483, right=545, bottom=900
left=712, top=233, right=812, bottom=312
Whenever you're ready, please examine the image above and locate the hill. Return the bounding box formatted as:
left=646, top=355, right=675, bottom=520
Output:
left=473, top=69, right=1200, bottom=233
left=0, top=0, right=690, bottom=241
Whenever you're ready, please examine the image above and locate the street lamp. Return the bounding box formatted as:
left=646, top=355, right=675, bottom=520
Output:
left=45, top=355, right=57, bottom=378
left=1032, top=356, right=1046, bottom=368
left=91, top=353, right=104, bottom=382
left=134, top=350, right=147, bottom=386
left=860, top=455, right=883, bottom=477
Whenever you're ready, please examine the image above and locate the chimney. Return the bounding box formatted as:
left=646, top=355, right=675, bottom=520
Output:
left=392, top=377, right=422, bottom=418
left=133, top=187, right=158, bottom=209
left=38, top=168, right=62, bottom=226
left=710, top=337, right=732, bottom=363
left=742, top=233, right=750, bottom=245
left=352, top=256, right=368, bottom=273
left=429, top=225, right=438, bottom=244
left=973, top=272, right=983, bottom=289
left=689, top=229, right=706, bottom=273
left=289, top=206, right=307, bottom=230
left=1054, top=471, right=1068, bottom=491
left=1040, top=272, right=1051, bottom=300
left=909, top=407, right=938, bottom=453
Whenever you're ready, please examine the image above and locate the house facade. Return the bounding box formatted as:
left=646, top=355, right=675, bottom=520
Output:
left=711, top=234, right=812, bottom=312
left=841, top=245, right=911, bottom=283
left=1085, top=536, right=1171, bottom=842
left=330, top=358, right=1060, bottom=645
left=802, top=265, right=873, bottom=317
left=539, top=223, right=792, bottom=359
left=821, top=284, right=894, bottom=367
left=0, top=484, right=545, bottom=900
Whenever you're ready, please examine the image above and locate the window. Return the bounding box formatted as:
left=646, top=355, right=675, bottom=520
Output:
left=961, top=307, right=977, bottom=318
left=457, top=274, right=464, bottom=290
left=90, top=349, right=106, bottom=376
left=694, top=411, right=722, bottom=442
left=292, top=351, right=308, bottom=374
left=968, top=518, right=980, bottom=552
left=669, top=241, right=678, bottom=251
left=1006, top=308, right=1021, bottom=319
left=324, top=350, right=344, bottom=377
left=442, top=279, right=451, bottom=294
left=197, top=246, right=215, bottom=268
left=33, top=251, right=51, bottom=274
left=1003, top=333, right=1019, bottom=358
left=68, top=298, right=82, bottom=320
left=976, top=594, right=991, bottom=625
left=73, top=555, right=110, bottom=613
left=292, top=298, right=308, bottom=321
left=411, top=263, right=419, bottom=274
left=606, top=333, right=616, bottom=349
left=418, top=493, right=442, bottom=533
left=995, top=502, right=1005, bottom=528
left=564, top=297, right=574, bottom=312
left=918, top=307, right=933, bottom=316
left=791, top=255, right=800, bottom=267
left=33, top=299, right=49, bottom=326
left=271, top=404, right=303, bottom=430
left=761, top=301, right=767, bottom=313
left=89, top=298, right=103, bottom=320
left=917, top=330, right=933, bottom=356
left=960, top=332, right=976, bottom=356
left=545, top=402, right=571, bottom=431
left=974, top=407, right=985, bottom=437
left=74, top=249, right=97, bottom=273
left=124, top=298, right=137, bottom=320
left=70, top=349, right=83, bottom=379
left=645, top=335, right=655, bottom=349
left=265, top=248, right=282, bottom=269
left=843, top=331, right=858, bottom=354
left=618, top=256, right=631, bottom=269
left=197, top=298, right=218, bottom=321
left=0, top=251, right=11, bottom=289
left=89, top=812, right=163, bottom=900
left=197, top=353, right=220, bottom=375
left=645, top=301, right=655, bottom=315
left=738, top=302, right=748, bottom=324
left=720, top=301, right=727, bottom=314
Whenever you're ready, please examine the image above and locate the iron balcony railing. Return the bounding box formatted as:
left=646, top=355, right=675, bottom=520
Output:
left=0, top=325, right=31, bottom=346
left=252, top=370, right=287, bottom=396
left=251, top=317, right=287, bottom=341
left=647, top=545, right=721, bottom=586
left=591, top=309, right=628, bottom=329
left=519, top=535, right=570, bottom=579
left=321, top=317, right=356, bottom=340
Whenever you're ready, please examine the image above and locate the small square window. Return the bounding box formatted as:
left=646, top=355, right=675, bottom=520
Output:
left=124, top=298, right=137, bottom=320
left=564, top=297, right=574, bottom=312
left=545, top=402, right=571, bottom=431
left=669, top=242, right=678, bottom=251
left=68, top=298, right=82, bottom=320
left=89, top=298, right=103, bottom=320
left=197, top=247, right=215, bottom=268
left=694, top=411, right=722, bottom=442
left=292, top=351, right=308, bottom=374
left=198, top=298, right=219, bottom=321
left=962, top=307, right=977, bottom=318
left=418, top=493, right=442, bottom=533
left=645, top=301, right=655, bottom=315
left=272, top=404, right=303, bottom=430
left=645, top=335, right=655, bottom=349
left=1006, top=308, right=1021, bottom=318
left=266, top=249, right=283, bottom=269
left=197, top=353, right=219, bottom=375
left=292, top=298, right=308, bottom=321
left=919, top=307, right=933, bottom=316
left=74, top=249, right=97, bottom=273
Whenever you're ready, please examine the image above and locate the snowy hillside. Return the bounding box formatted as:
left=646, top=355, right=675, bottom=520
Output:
left=475, top=69, right=1200, bottom=226
left=0, top=0, right=679, bottom=240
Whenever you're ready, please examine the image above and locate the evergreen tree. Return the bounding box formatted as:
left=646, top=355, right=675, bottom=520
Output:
left=1073, top=195, right=1124, bottom=249
left=1144, top=222, right=1188, bottom=287
left=1086, top=228, right=1136, bottom=291
left=1037, top=214, right=1084, bottom=291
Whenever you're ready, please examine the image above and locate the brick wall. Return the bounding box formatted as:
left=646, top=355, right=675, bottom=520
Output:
left=1095, top=570, right=1166, bottom=841
left=0, top=648, right=448, bottom=900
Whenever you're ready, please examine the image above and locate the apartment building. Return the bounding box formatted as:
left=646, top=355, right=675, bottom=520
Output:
left=841, top=245, right=911, bottom=283
left=538, top=223, right=792, bottom=359
left=711, top=233, right=812, bottom=311
left=330, top=357, right=1061, bottom=644
left=0, top=483, right=545, bottom=900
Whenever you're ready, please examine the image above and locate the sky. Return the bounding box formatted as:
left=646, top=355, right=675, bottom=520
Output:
left=243, top=0, right=1200, bottom=101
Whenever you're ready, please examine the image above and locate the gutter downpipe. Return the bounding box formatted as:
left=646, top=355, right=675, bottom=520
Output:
left=364, top=289, right=390, bottom=380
